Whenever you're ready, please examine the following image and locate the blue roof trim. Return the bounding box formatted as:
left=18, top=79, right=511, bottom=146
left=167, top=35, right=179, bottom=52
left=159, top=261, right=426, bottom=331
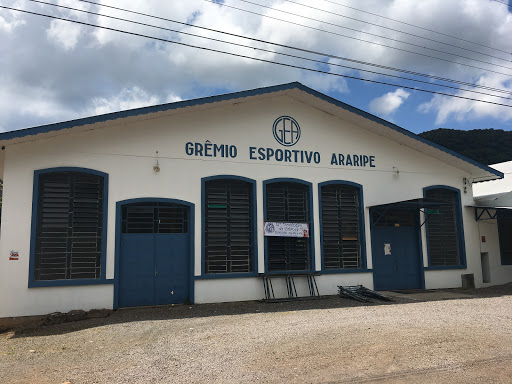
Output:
left=0, top=82, right=301, bottom=141
left=290, top=83, right=503, bottom=179
left=0, top=81, right=502, bottom=179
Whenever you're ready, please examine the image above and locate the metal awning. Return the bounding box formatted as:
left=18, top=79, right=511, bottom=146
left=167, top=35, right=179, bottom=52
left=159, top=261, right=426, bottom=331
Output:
left=369, top=198, right=451, bottom=227
left=465, top=205, right=512, bottom=221
left=369, top=198, right=450, bottom=210
left=474, top=191, right=511, bottom=202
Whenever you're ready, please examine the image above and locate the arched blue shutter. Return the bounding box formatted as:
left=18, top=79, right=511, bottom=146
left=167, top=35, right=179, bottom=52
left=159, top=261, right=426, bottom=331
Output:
left=266, top=182, right=310, bottom=271
left=205, top=179, right=253, bottom=273
left=321, top=184, right=361, bottom=269
left=35, top=172, right=104, bottom=280
left=425, top=188, right=460, bottom=266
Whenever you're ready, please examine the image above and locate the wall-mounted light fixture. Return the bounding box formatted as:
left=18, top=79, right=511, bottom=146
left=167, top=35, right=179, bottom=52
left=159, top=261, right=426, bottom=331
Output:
left=463, top=177, right=470, bottom=194
left=153, top=151, right=160, bottom=173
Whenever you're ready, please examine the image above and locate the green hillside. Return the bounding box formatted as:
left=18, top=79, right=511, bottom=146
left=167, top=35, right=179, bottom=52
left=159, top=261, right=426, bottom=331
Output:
left=418, top=128, right=512, bottom=166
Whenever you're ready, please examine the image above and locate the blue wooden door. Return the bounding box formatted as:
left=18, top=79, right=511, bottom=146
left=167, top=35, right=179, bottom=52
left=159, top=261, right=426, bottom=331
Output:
left=119, top=202, right=191, bottom=308
left=155, top=234, right=190, bottom=305
left=119, top=234, right=156, bottom=307
left=372, top=227, right=422, bottom=291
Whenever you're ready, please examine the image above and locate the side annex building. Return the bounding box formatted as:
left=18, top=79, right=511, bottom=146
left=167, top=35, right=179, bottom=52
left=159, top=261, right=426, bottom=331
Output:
left=0, top=82, right=510, bottom=318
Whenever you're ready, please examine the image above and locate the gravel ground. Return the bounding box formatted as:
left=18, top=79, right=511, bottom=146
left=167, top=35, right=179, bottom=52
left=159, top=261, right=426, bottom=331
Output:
left=1, top=285, right=512, bottom=384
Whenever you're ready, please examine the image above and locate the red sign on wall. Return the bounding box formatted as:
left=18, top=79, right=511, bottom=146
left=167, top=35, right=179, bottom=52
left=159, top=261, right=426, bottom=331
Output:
left=9, top=251, right=19, bottom=261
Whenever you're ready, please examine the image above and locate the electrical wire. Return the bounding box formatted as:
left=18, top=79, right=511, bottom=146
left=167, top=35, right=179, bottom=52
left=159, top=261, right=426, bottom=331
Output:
left=203, top=0, right=512, bottom=77
left=73, top=150, right=462, bottom=175
left=318, top=0, right=511, bottom=56
left=76, top=0, right=512, bottom=96
left=491, top=0, right=510, bottom=6
left=3, top=125, right=492, bottom=178
left=3, top=5, right=512, bottom=108
left=231, top=0, right=512, bottom=73
left=25, top=0, right=512, bottom=101
left=280, top=0, right=511, bottom=63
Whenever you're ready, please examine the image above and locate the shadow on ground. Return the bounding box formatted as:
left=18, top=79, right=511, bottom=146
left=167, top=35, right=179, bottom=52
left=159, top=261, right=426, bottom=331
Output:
left=7, top=283, right=512, bottom=339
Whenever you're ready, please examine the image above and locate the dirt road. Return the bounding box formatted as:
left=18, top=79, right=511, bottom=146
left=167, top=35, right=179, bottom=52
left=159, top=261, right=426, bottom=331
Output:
left=1, top=291, right=511, bottom=383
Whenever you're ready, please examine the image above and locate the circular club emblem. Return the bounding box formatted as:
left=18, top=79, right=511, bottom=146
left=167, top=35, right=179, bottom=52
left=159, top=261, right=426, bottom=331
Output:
left=265, top=222, right=275, bottom=233
left=272, top=116, right=301, bottom=147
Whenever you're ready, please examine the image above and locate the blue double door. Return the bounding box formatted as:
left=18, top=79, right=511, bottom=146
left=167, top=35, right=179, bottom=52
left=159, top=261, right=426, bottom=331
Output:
left=372, top=210, right=423, bottom=291
left=119, top=203, right=191, bottom=307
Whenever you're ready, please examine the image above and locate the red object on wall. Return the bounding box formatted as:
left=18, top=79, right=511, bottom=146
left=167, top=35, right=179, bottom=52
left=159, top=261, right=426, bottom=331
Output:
left=481, top=236, right=486, bottom=243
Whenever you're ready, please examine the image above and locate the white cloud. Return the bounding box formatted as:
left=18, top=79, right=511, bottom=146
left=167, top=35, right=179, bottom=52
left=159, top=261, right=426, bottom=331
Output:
left=1, top=0, right=512, bottom=130
left=0, top=76, right=78, bottom=131
left=91, top=87, right=161, bottom=115
left=369, top=89, right=410, bottom=116
left=46, top=19, right=82, bottom=50
left=166, top=94, right=182, bottom=103
left=418, top=73, right=512, bottom=124
left=0, top=14, right=25, bottom=33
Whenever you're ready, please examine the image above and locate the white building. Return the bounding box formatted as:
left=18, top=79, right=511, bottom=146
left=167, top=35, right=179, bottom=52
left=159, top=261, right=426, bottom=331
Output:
left=472, top=161, right=512, bottom=286
left=0, top=82, right=509, bottom=318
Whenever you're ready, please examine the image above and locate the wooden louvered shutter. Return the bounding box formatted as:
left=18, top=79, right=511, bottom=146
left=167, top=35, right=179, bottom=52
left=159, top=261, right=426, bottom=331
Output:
left=35, top=172, right=104, bottom=281
left=122, top=203, right=188, bottom=234
left=321, top=184, right=361, bottom=269
left=205, top=180, right=253, bottom=273
left=425, top=188, right=460, bottom=266
left=266, top=182, right=310, bottom=271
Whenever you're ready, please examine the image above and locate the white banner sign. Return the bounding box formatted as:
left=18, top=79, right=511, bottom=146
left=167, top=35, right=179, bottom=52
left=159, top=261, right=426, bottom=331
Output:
left=264, top=222, right=309, bottom=238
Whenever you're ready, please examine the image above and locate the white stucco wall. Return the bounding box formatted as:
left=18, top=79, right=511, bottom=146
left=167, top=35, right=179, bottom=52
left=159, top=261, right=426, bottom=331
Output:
left=472, top=162, right=512, bottom=285
left=477, top=214, right=512, bottom=286
left=0, top=94, right=495, bottom=317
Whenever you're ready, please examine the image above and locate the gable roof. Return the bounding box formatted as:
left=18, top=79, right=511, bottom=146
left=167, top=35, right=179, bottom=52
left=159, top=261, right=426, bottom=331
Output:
left=0, top=81, right=503, bottom=181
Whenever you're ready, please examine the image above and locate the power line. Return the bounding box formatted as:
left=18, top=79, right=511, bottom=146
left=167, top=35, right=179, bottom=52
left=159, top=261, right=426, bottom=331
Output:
left=318, top=0, right=511, bottom=56
left=234, top=0, right=512, bottom=73
left=281, top=0, right=511, bottom=63
left=73, top=150, right=458, bottom=175
left=27, top=0, right=512, bottom=102
left=491, top=0, right=510, bottom=6
left=203, top=0, right=512, bottom=77
left=77, top=0, right=512, bottom=96
left=3, top=5, right=512, bottom=108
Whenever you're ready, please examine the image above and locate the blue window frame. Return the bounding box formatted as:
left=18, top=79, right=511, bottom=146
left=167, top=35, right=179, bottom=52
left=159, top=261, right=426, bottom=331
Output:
left=200, top=175, right=258, bottom=278
left=424, top=186, right=466, bottom=269
left=29, top=167, right=111, bottom=287
left=263, top=178, right=314, bottom=273
left=319, top=181, right=367, bottom=273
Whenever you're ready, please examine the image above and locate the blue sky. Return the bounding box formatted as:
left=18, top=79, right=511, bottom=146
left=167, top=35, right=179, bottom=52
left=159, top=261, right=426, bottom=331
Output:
left=1, top=0, right=512, bottom=134
left=335, top=79, right=512, bottom=133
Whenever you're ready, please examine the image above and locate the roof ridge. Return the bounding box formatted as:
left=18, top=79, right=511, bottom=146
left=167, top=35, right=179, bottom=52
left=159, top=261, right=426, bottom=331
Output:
left=0, top=81, right=503, bottom=179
